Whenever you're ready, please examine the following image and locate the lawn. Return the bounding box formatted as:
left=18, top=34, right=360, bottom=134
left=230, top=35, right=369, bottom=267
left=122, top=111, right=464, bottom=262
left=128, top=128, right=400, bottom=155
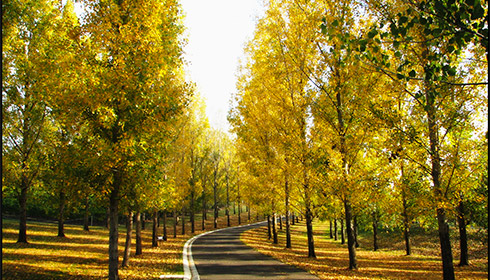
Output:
left=2, top=210, right=259, bottom=280
left=241, top=220, right=488, bottom=280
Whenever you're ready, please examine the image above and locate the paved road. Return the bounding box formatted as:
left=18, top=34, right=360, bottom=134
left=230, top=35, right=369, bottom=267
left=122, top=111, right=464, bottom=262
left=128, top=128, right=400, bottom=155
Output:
left=191, top=222, right=320, bottom=280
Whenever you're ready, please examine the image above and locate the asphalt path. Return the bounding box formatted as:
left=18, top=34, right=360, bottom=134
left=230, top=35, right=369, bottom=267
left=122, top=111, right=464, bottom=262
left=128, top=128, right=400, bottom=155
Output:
left=191, top=222, right=320, bottom=280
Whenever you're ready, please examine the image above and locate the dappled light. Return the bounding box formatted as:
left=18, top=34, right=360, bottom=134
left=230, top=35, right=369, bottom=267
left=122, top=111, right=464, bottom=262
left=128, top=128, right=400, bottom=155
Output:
left=242, top=221, right=488, bottom=280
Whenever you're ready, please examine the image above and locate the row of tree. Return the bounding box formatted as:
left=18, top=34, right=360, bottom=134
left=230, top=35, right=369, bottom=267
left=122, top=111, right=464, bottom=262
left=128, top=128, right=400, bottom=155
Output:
left=228, top=0, right=487, bottom=280
left=2, top=1, right=251, bottom=279
left=2, top=0, right=487, bottom=279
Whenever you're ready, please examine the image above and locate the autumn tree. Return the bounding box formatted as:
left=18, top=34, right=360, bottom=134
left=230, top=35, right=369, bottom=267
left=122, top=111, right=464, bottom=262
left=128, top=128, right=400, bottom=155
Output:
left=67, top=1, right=190, bottom=279
left=357, top=0, right=488, bottom=277
left=1, top=0, right=72, bottom=243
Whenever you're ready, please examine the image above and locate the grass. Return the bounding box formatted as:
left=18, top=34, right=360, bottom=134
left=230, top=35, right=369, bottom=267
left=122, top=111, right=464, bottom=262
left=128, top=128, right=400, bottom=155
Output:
left=2, top=209, right=260, bottom=280
left=241, top=220, right=488, bottom=280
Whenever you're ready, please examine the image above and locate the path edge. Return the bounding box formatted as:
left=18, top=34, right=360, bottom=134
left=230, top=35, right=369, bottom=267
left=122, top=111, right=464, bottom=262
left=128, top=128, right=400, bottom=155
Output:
left=183, top=221, right=267, bottom=280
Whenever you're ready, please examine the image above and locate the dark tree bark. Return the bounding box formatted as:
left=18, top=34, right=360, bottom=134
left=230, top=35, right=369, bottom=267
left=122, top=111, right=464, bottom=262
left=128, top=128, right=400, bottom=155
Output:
left=238, top=196, right=242, bottom=225
left=122, top=210, right=133, bottom=267
left=17, top=178, right=29, bottom=243
left=305, top=206, right=316, bottom=258
left=285, top=174, right=291, bottom=248
left=344, top=200, right=357, bottom=269
left=83, top=196, right=90, bottom=231
left=457, top=199, right=469, bottom=266
left=135, top=211, right=142, bottom=256
left=334, top=218, right=338, bottom=241
left=329, top=220, right=333, bottom=239
left=341, top=218, right=345, bottom=244
left=272, top=213, right=278, bottom=244
left=108, top=170, right=122, bottom=280
left=426, top=86, right=455, bottom=280
left=267, top=215, right=272, bottom=240
left=279, top=214, right=283, bottom=230
left=181, top=207, right=185, bottom=235
left=402, top=193, right=411, bottom=255
left=152, top=211, right=158, bottom=247
left=247, top=204, right=251, bottom=221
left=226, top=174, right=230, bottom=227
left=437, top=208, right=455, bottom=279
left=190, top=189, right=195, bottom=234
left=400, top=159, right=411, bottom=255
left=57, top=190, right=66, bottom=238
left=162, top=211, right=167, bottom=241
left=373, top=210, right=379, bottom=251
left=213, top=169, right=218, bottom=229
left=202, top=188, right=206, bottom=230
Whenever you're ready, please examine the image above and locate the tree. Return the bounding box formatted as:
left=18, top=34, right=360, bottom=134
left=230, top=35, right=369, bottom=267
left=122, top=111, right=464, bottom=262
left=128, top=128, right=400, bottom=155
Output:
left=2, top=0, right=68, bottom=243
left=72, top=1, right=190, bottom=278
left=354, top=0, right=488, bottom=277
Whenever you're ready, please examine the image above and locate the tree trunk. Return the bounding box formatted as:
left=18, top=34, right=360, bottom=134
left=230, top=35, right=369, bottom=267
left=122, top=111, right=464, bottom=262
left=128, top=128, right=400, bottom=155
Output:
left=83, top=196, right=90, bottom=231
left=373, top=210, right=379, bottom=251
left=213, top=169, right=218, bottom=229
left=247, top=204, right=251, bottom=221
left=162, top=211, right=167, bottom=241
left=226, top=174, right=230, bottom=227
left=437, top=208, right=455, bottom=279
left=17, top=177, right=28, bottom=243
left=122, top=210, right=133, bottom=267
left=272, top=213, right=278, bottom=244
left=238, top=198, right=242, bottom=225
left=305, top=206, right=316, bottom=258
left=202, top=178, right=207, bottom=231
left=334, top=218, right=338, bottom=241
left=341, top=218, right=345, bottom=244
left=285, top=176, right=291, bottom=248
left=344, top=200, right=357, bottom=269
left=181, top=207, right=185, bottom=235
left=401, top=159, right=411, bottom=255
left=279, top=214, right=283, bottom=230
left=267, top=215, right=272, bottom=240
left=291, top=212, right=295, bottom=225
left=190, top=190, right=195, bottom=234
left=152, top=211, right=158, bottom=247
left=108, top=171, right=121, bottom=280
left=135, top=211, right=142, bottom=256
left=57, top=190, right=66, bottom=238
left=426, top=88, right=455, bottom=280
left=457, top=199, right=469, bottom=266
left=202, top=189, right=206, bottom=230
left=329, top=220, right=333, bottom=239
left=402, top=194, right=411, bottom=255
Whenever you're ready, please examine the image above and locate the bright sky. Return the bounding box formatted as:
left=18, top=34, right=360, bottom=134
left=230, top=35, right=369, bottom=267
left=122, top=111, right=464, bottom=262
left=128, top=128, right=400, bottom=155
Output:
left=180, top=0, right=265, bottom=132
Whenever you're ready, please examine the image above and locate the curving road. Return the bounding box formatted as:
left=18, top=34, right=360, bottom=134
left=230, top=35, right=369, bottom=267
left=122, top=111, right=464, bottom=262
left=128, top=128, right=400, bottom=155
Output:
left=190, top=222, right=320, bottom=280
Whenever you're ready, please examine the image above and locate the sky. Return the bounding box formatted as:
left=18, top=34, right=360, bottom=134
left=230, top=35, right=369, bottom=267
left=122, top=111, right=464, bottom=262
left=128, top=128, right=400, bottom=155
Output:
left=180, top=0, right=265, bottom=132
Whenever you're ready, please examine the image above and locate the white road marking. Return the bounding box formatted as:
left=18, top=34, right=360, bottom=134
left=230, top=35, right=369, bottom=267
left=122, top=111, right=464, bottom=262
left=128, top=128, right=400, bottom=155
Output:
left=160, top=221, right=266, bottom=280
